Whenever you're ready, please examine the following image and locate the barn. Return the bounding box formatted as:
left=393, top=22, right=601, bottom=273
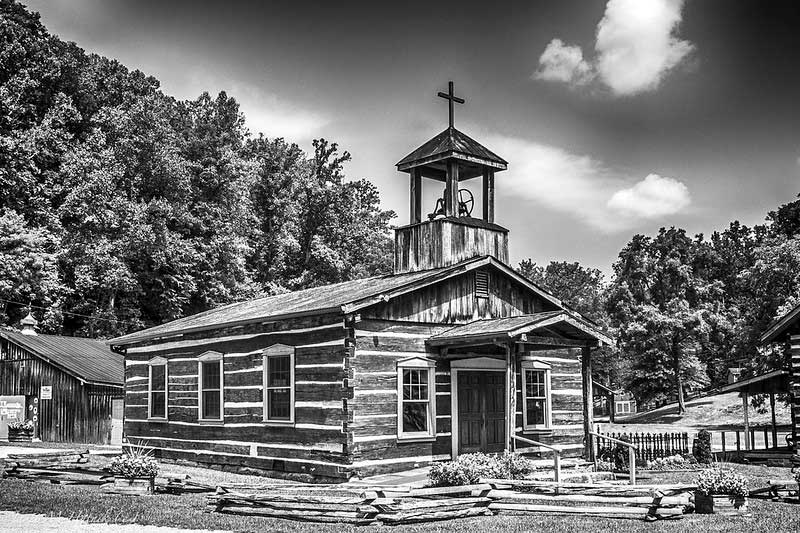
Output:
left=110, top=84, right=612, bottom=482
left=0, top=314, right=125, bottom=444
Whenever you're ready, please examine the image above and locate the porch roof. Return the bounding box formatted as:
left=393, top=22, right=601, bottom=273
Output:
left=427, top=311, right=613, bottom=347
left=714, top=369, right=790, bottom=395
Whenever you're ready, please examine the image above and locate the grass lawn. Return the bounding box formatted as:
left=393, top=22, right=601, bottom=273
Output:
left=0, top=464, right=798, bottom=532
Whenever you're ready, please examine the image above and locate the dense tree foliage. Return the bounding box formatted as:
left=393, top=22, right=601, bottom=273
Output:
left=0, top=1, right=394, bottom=337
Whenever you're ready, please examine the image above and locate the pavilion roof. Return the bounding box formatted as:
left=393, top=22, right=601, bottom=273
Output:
left=396, top=127, right=507, bottom=171
left=714, top=369, right=790, bottom=395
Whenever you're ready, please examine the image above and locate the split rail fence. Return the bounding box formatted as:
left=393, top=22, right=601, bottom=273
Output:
left=207, top=479, right=696, bottom=524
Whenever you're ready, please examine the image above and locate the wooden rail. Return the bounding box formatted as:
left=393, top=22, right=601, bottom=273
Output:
left=590, top=431, right=638, bottom=485
left=512, top=435, right=562, bottom=483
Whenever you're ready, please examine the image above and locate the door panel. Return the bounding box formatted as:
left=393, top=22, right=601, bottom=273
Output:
left=457, top=371, right=505, bottom=454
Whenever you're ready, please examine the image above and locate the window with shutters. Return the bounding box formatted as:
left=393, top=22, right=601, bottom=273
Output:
left=148, top=357, right=167, bottom=420
left=475, top=270, right=489, bottom=299
left=198, top=351, right=224, bottom=422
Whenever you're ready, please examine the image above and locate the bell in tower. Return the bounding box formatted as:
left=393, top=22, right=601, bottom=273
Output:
left=394, top=82, right=509, bottom=274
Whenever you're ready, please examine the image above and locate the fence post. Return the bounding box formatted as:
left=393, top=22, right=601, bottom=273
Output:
left=553, top=453, right=561, bottom=483
left=735, top=431, right=741, bottom=452
left=721, top=431, right=726, bottom=453
left=629, top=447, right=636, bottom=486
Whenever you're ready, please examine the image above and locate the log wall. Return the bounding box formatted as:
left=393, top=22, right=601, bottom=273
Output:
left=122, top=313, right=354, bottom=481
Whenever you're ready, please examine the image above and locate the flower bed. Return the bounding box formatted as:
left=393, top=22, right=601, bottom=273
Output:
left=108, top=446, right=159, bottom=494
left=428, top=452, right=535, bottom=487
left=643, top=454, right=701, bottom=471
left=7, top=420, right=34, bottom=442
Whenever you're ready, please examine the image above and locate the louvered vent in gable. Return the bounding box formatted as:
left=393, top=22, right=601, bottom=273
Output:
left=475, top=271, right=489, bottom=299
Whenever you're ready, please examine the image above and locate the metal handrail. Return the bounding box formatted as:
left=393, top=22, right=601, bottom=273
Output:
left=513, top=435, right=562, bottom=483
left=589, top=431, right=637, bottom=485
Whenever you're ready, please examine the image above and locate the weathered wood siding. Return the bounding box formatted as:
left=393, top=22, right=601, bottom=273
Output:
left=123, top=313, right=353, bottom=481
left=0, top=339, right=121, bottom=444
left=366, top=268, right=558, bottom=324
left=394, top=219, right=508, bottom=273
left=347, top=320, right=586, bottom=477
left=514, top=349, right=585, bottom=458
left=348, top=319, right=452, bottom=477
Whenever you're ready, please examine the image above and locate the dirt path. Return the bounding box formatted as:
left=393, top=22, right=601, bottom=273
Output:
left=0, top=511, right=226, bottom=533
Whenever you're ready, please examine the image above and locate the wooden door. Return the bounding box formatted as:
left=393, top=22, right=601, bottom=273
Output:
left=110, top=399, right=124, bottom=445
left=457, top=371, right=505, bottom=454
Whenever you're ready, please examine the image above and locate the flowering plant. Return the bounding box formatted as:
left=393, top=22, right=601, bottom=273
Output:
left=428, top=451, right=535, bottom=486
left=7, top=419, right=34, bottom=431
left=645, top=454, right=698, bottom=470
left=110, top=446, right=159, bottom=479
left=694, top=468, right=749, bottom=498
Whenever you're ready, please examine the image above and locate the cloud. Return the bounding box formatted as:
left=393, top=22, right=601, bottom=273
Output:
left=533, top=0, right=694, bottom=96
left=607, top=173, right=691, bottom=218
left=231, top=85, right=330, bottom=141
left=534, top=39, right=594, bottom=85
left=480, top=133, right=691, bottom=232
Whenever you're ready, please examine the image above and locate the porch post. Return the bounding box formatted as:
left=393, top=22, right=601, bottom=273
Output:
left=769, top=391, right=778, bottom=449
left=581, top=346, right=596, bottom=462
left=505, top=342, right=516, bottom=451
left=742, top=392, right=750, bottom=451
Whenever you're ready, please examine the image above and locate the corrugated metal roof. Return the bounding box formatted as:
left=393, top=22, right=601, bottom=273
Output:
left=0, top=331, right=124, bottom=386
left=396, top=127, right=507, bottom=169
left=759, top=301, right=800, bottom=344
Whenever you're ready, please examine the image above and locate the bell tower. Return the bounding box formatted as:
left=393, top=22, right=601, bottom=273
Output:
left=394, top=82, right=509, bottom=274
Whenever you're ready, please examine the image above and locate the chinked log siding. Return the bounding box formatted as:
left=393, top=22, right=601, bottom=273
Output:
left=0, top=339, right=122, bottom=444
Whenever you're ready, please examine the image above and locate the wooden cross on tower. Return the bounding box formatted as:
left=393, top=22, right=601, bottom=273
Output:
left=438, top=81, right=464, bottom=128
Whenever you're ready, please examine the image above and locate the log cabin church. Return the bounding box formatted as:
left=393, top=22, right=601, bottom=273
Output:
left=110, top=83, right=612, bottom=482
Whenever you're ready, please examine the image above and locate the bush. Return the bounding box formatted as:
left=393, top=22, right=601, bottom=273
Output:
left=644, top=454, right=698, bottom=470
left=110, top=446, right=159, bottom=479
left=694, top=468, right=749, bottom=498
left=598, top=435, right=631, bottom=471
left=428, top=452, right=535, bottom=487
left=693, top=429, right=713, bottom=464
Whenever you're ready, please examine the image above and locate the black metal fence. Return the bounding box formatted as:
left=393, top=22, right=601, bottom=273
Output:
left=596, top=431, right=690, bottom=462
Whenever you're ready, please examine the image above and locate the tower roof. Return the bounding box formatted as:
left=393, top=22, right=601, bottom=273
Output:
left=396, top=126, right=507, bottom=179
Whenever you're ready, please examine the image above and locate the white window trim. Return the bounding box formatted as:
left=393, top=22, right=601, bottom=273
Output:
left=198, top=351, right=224, bottom=422
left=262, top=344, right=295, bottom=425
left=396, top=356, right=436, bottom=442
left=147, top=356, right=168, bottom=421
left=521, top=360, right=552, bottom=431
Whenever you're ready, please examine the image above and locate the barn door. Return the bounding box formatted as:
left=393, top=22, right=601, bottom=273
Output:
left=457, top=371, right=505, bottom=454
left=110, top=399, right=124, bottom=445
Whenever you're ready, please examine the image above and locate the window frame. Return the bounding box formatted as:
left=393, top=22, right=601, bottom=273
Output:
left=521, top=360, right=552, bottom=431
left=396, top=357, right=436, bottom=442
left=262, top=344, right=295, bottom=425
left=198, top=351, right=224, bottom=423
left=147, top=357, right=168, bottom=421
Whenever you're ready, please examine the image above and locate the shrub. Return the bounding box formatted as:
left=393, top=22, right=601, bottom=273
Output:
left=110, top=446, right=159, bottom=479
left=7, top=420, right=34, bottom=431
left=644, top=454, right=698, bottom=470
left=598, top=435, right=632, bottom=471
left=428, top=451, right=535, bottom=487
left=595, top=459, right=614, bottom=472
left=693, top=429, right=713, bottom=464
left=694, top=468, right=749, bottom=499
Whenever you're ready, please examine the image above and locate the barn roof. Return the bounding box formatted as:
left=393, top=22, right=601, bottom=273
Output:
left=427, top=311, right=612, bottom=346
left=396, top=127, right=507, bottom=171
left=0, top=330, right=124, bottom=387
left=111, top=256, right=564, bottom=347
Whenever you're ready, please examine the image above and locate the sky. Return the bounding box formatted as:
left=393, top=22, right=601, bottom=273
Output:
left=21, top=0, right=800, bottom=275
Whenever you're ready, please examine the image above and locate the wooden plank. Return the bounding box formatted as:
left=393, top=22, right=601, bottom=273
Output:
left=479, top=490, right=689, bottom=506
left=488, top=502, right=684, bottom=518
left=376, top=506, right=493, bottom=524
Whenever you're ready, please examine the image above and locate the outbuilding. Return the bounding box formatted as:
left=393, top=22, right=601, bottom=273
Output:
left=0, top=315, right=124, bottom=444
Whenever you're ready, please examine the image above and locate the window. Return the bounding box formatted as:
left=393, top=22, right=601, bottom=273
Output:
left=475, top=270, right=489, bottom=299
left=522, top=360, right=551, bottom=430
left=397, top=357, right=436, bottom=440
left=263, top=344, right=295, bottom=424
left=198, top=351, right=223, bottom=421
left=616, top=401, right=632, bottom=414
left=148, top=357, right=167, bottom=420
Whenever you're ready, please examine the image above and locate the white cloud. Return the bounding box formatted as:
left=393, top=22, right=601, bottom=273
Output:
left=481, top=133, right=691, bottom=232
left=534, top=39, right=594, bottom=86
left=607, top=173, right=691, bottom=218
left=533, top=0, right=694, bottom=96
left=232, top=85, right=330, bottom=141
